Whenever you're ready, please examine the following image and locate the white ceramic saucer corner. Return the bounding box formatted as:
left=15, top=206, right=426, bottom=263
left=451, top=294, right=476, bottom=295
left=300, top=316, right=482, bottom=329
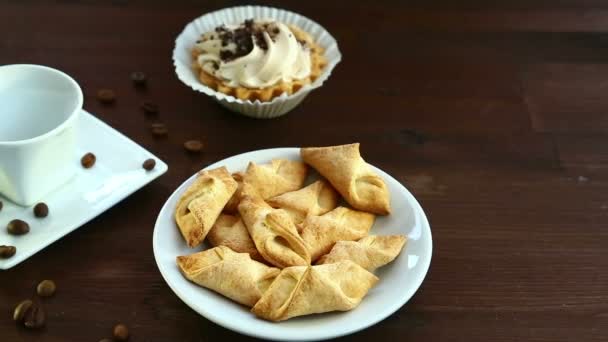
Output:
left=0, top=110, right=168, bottom=270
left=153, top=148, right=432, bottom=341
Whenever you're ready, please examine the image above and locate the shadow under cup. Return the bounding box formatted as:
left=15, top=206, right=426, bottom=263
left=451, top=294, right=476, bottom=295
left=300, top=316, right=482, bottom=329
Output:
left=0, top=65, right=83, bottom=206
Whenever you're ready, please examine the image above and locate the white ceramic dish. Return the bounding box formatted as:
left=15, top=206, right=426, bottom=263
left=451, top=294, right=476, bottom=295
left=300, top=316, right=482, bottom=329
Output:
left=153, top=148, right=432, bottom=341
left=0, top=110, right=168, bottom=270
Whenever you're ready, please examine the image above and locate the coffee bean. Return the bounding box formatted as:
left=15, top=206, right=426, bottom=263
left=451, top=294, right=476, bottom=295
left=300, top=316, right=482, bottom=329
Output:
left=113, top=323, right=130, bottom=341
left=142, top=159, right=156, bottom=171
left=81, top=152, right=96, bottom=168
left=13, top=300, right=33, bottom=322
left=7, top=219, right=29, bottom=235
left=141, top=101, right=159, bottom=115
left=97, top=89, right=116, bottom=104
left=150, top=123, right=168, bottom=137
left=184, top=140, right=204, bottom=153
left=23, top=303, right=45, bottom=329
left=33, top=203, right=49, bottom=218
left=0, top=245, right=16, bottom=258
left=130, top=71, right=147, bottom=86
left=37, top=280, right=56, bottom=297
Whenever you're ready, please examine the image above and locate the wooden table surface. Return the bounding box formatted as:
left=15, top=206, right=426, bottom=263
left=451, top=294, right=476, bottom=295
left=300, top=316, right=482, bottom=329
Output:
left=1, top=0, right=608, bottom=341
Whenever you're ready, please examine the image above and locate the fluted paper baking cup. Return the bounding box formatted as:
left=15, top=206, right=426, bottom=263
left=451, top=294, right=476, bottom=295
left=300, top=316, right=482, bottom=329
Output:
left=173, top=6, right=342, bottom=119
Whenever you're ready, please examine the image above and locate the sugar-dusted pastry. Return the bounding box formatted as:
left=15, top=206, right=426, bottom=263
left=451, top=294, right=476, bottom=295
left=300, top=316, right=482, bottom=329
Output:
left=223, top=172, right=244, bottom=214
left=192, top=19, right=327, bottom=102
left=251, top=261, right=378, bottom=321
left=175, top=167, right=238, bottom=247
left=177, top=246, right=280, bottom=307
left=300, top=207, right=375, bottom=262
left=241, top=159, right=308, bottom=200
left=207, top=213, right=264, bottom=262
left=238, top=195, right=311, bottom=268
left=301, top=143, right=391, bottom=215
left=317, top=235, right=407, bottom=271
left=267, top=180, right=338, bottom=226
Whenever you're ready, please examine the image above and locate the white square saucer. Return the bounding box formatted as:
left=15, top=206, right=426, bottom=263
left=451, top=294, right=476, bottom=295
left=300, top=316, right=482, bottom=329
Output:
left=0, top=110, right=168, bottom=269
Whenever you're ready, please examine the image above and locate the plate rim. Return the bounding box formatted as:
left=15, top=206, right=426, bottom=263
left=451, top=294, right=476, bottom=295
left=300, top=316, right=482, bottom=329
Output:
left=153, top=147, right=432, bottom=341
left=0, top=110, right=168, bottom=270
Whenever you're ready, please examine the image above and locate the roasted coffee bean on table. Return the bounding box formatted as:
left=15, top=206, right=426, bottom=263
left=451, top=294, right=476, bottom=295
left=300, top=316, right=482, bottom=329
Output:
left=150, top=123, right=168, bottom=137
left=96, top=89, right=116, bottom=104
left=0, top=245, right=16, bottom=259
left=142, top=158, right=156, bottom=171
left=184, top=140, right=204, bottom=153
left=37, top=280, right=56, bottom=297
left=81, top=152, right=96, bottom=168
left=113, top=323, right=130, bottom=341
left=130, top=71, right=147, bottom=86
left=13, top=300, right=33, bottom=322
left=141, top=101, right=159, bottom=115
left=23, top=303, right=46, bottom=329
left=7, top=219, right=29, bottom=235
left=33, top=202, right=49, bottom=218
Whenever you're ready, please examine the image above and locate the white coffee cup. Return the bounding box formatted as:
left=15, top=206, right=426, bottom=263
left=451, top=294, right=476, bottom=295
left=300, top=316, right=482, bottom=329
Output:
left=0, top=64, right=83, bottom=206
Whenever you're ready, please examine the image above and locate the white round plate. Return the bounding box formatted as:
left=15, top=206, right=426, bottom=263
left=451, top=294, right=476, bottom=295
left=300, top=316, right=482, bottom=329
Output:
left=153, top=148, right=433, bottom=341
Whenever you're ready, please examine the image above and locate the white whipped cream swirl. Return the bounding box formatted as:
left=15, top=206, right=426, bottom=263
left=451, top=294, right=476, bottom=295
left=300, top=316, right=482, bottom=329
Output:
left=195, top=21, right=312, bottom=89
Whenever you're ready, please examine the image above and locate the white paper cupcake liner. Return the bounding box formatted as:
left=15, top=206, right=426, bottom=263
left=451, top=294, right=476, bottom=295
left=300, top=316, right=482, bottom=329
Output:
left=173, top=6, right=342, bottom=119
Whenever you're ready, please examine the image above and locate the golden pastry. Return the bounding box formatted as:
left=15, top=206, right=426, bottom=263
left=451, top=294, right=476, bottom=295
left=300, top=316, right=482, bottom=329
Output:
left=300, top=207, right=375, bottom=262
left=301, top=143, right=391, bottom=215
left=177, top=246, right=280, bottom=307
left=238, top=195, right=311, bottom=268
left=251, top=261, right=378, bottom=321
left=175, top=167, right=238, bottom=247
left=223, top=172, right=244, bottom=214
left=267, top=180, right=338, bottom=227
left=192, top=19, right=327, bottom=102
left=241, top=159, right=308, bottom=200
left=317, top=235, right=407, bottom=271
left=207, top=213, right=264, bottom=262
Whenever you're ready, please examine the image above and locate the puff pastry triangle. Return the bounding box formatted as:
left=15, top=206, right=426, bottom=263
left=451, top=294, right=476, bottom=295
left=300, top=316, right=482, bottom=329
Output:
left=267, top=180, right=338, bottom=227
left=317, top=235, right=407, bottom=271
left=207, top=213, right=264, bottom=262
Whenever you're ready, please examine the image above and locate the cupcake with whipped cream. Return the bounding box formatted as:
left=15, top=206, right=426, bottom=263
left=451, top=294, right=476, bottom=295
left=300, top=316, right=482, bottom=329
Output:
left=173, top=6, right=341, bottom=118
left=192, top=19, right=327, bottom=102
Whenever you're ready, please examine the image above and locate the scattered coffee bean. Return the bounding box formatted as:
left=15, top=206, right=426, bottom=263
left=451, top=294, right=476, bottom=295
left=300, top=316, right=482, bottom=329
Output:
left=37, top=280, right=56, bottom=297
left=81, top=152, right=96, bottom=168
left=0, top=245, right=16, bottom=259
left=142, top=159, right=156, bottom=171
left=33, top=202, right=49, bottom=218
left=13, top=300, right=33, bottom=322
left=141, top=101, right=159, bottom=115
left=7, top=219, right=29, bottom=235
left=150, top=123, right=168, bottom=137
left=130, top=71, right=147, bottom=87
left=23, top=303, right=45, bottom=329
left=184, top=140, right=204, bottom=153
left=97, top=89, right=116, bottom=104
left=113, top=323, right=130, bottom=341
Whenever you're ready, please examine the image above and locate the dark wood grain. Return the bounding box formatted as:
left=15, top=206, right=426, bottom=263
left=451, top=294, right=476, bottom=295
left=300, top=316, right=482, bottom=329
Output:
left=1, top=0, right=608, bottom=341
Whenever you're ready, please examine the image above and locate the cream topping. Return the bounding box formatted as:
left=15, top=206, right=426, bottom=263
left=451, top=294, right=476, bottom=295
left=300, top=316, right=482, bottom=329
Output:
left=194, top=21, right=311, bottom=89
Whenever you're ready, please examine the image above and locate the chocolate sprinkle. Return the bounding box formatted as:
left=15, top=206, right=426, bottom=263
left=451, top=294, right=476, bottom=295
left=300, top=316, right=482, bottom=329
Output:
left=213, top=19, right=285, bottom=62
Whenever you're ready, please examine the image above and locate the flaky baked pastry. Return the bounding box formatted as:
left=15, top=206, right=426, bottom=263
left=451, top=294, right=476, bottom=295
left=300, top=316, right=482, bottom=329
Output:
left=267, top=180, right=338, bottom=227
left=207, top=214, right=264, bottom=262
left=317, top=235, right=407, bottom=271
left=222, top=172, right=244, bottom=214
left=175, top=167, right=238, bottom=247
left=241, top=159, right=307, bottom=200
left=176, top=246, right=280, bottom=307
left=301, top=143, right=391, bottom=215
left=251, top=260, right=378, bottom=321
left=238, top=195, right=311, bottom=268
left=300, top=207, right=375, bottom=262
